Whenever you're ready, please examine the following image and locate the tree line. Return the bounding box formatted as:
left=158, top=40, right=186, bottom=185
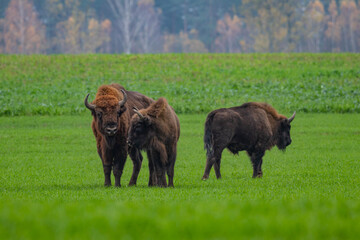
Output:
left=0, top=0, right=359, bottom=54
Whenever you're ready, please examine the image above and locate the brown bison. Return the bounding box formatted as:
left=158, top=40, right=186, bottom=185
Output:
left=84, top=83, right=153, bottom=187
left=202, top=102, right=295, bottom=180
left=127, top=97, right=180, bottom=187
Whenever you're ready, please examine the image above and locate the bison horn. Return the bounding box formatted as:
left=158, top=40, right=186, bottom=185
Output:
left=288, top=111, right=296, bottom=123
left=119, top=89, right=128, bottom=107
left=84, top=94, right=96, bottom=111
left=133, top=107, right=144, bottom=119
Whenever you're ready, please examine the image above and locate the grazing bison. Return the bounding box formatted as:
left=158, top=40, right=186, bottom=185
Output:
left=127, top=97, right=180, bottom=187
left=84, top=83, right=153, bottom=187
left=202, top=102, right=296, bottom=180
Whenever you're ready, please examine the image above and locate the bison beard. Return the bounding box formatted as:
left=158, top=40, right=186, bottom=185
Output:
left=85, top=84, right=153, bottom=187
left=127, top=97, right=180, bottom=187
left=202, top=102, right=295, bottom=180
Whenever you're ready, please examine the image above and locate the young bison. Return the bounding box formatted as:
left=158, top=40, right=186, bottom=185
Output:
left=84, top=84, right=153, bottom=187
left=127, top=98, right=180, bottom=187
left=202, top=102, right=295, bottom=180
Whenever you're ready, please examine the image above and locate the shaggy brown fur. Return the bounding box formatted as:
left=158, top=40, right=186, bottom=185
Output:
left=127, top=97, right=180, bottom=187
left=85, top=83, right=153, bottom=187
left=242, top=102, right=287, bottom=120
left=202, top=102, right=295, bottom=180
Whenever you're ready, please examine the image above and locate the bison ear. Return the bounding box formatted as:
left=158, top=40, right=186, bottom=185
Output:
left=148, top=97, right=167, bottom=118
left=280, top=118, right=290, bottom=128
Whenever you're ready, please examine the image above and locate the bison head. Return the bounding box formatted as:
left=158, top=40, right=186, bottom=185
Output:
left=85, top=89, right=128, bottom=137
left=127, top=98, right=167, bottom=149
left=277, top=111, right=296, bottom=150
left=127, top=107, right=154, bottom=149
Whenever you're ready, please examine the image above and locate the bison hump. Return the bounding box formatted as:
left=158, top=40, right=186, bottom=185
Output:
left=96, top=85, right=121, bottom=100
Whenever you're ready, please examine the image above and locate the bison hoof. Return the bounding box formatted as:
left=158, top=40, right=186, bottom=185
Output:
left=128, top=180, right=136, bottom=186
left=148, top=181, right=156, bottom=187
left=201, top=176, right=209, bottom=181
left=104, top=183, right=111, bottom=187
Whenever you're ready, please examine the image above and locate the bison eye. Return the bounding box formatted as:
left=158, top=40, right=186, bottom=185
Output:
left=96, top=112, right=102, bottom=119
left=135, top=125, right=142, bottom=132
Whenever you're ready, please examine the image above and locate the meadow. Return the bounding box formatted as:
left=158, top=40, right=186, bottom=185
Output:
left=0, top=54, right=360, bottom=239
left=0, top=54, right=359, bottom=116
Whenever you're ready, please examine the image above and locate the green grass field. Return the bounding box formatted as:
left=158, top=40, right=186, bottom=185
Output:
left=0, top=54, right=359, bottom=116
left=1, top=113, right=360, bottom=239
left=0, top=54, right=360, bottom=239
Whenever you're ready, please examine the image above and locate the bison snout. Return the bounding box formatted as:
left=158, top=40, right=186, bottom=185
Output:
left=105, top=126, right=118, bottom=136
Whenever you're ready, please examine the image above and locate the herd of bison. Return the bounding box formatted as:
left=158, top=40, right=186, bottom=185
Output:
left=84, top=83, right=296, bottom=187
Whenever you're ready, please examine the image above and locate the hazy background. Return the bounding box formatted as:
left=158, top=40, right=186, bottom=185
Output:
left=0, top=0, right=359, bottom=54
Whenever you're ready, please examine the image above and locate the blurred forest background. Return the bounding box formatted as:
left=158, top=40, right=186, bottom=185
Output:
left=0, top=0, right=359, bottom=54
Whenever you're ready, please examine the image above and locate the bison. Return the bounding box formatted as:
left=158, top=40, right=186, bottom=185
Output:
left=202, top=102, right=295, bottom=180
left=84, top=83, right=153, bottom=187
left=127, top=97, right=180, bottom=187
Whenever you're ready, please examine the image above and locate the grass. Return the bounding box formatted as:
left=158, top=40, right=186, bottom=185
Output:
left=0, top=53, right=359, bottom=238
left=1, top=54, right=360, bottom=116
left=1, top=113, right=360, bottom=239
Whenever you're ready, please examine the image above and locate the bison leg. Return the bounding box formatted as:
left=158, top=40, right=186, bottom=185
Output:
left=101, top=147, right=114, bottom=187
left=152, top=150, right=167, bottom=188
left=166, top=146, right=177, bottom=187
left=202, top=147, right=224, bottom=180
left=113, top=161, right=125, bottom=187
left=150, top=143, right=168, bottom=187
left=167, top=165, right=175, bottom=187
left=128, top=147, right=143, bottom=186
left=202, top=158, right=213, bottom=180
left=213, top=158, right=222, bottom=179
left=147, top=150, right=157, bottom=187
left=156, top=163, right=167, bottom=188
left=256, top=158, right=263, bottom=177
left=248, top=151, right=265, bottom=178
left=156, top=166, right=167, bottom=188
left=113, top=149, right=127, bottom=187
left=96, top=140, right=111, bottom=186
left=103, top=164, right=112, bottom=187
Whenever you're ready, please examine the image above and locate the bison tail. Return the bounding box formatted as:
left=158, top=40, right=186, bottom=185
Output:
left=204, top=112, right=215, bottom=158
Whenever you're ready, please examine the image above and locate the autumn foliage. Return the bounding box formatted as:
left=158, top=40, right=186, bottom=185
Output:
left=214, top=14, right=246, bottom=53
left=1, top=0, right=45, bottom=54
left=1, top=0, right=360, bottom=53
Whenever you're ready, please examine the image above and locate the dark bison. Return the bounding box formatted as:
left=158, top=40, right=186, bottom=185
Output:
left=127, top=97, right=180, bottom=187
left=84, top=83, right=153, bottom=187
left=202, top=102, right=295, bottom=180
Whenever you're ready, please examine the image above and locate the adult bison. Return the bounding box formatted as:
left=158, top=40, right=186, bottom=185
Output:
left=84, top=83, right=153, bottom=187
left=127, top=97, right=180, bottom=187
left=202, top=102, right=295, bottom=180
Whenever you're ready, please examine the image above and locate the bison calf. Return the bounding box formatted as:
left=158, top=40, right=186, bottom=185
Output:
left=127, top=98, right=180, bottom=187
left=202, top=102, right=295, bottom=180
